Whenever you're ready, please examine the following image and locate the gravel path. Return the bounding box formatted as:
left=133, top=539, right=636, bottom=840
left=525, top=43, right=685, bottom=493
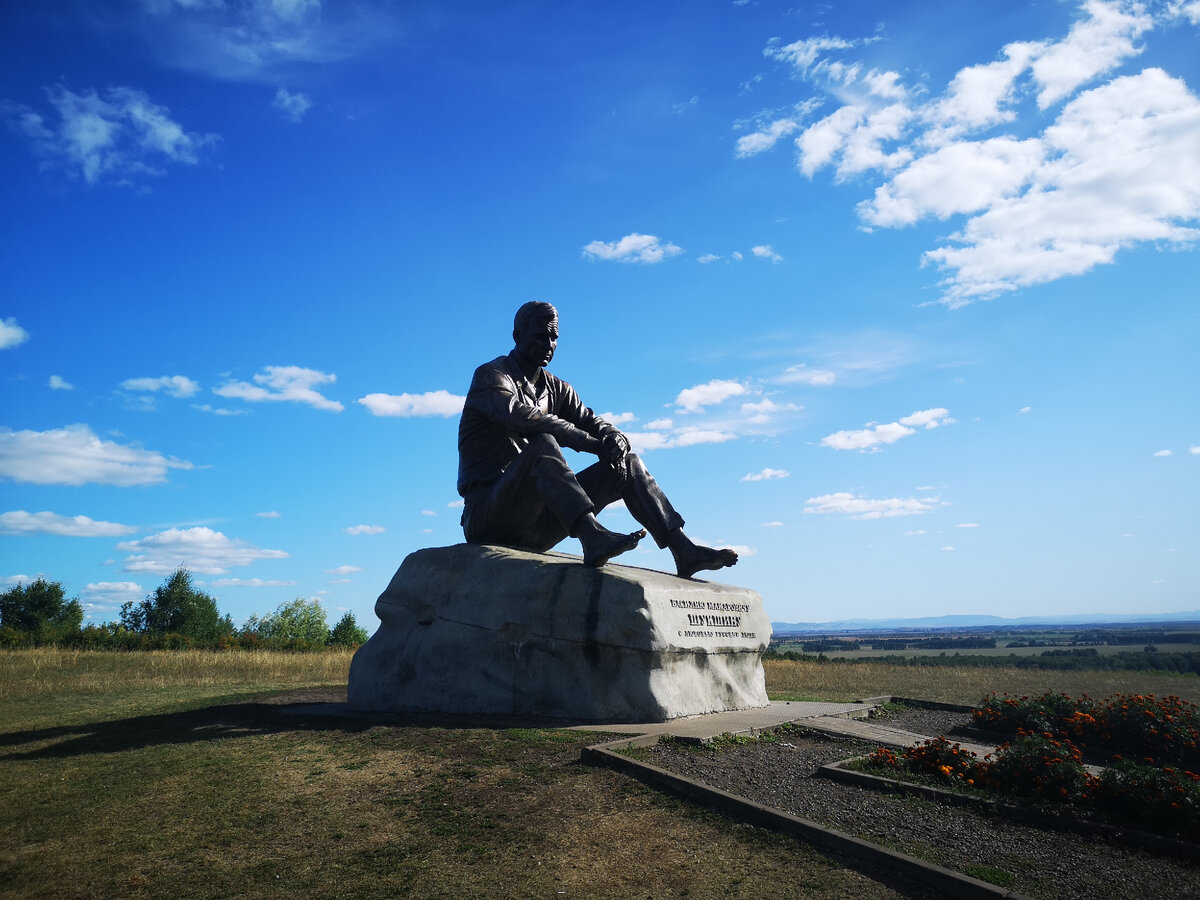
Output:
left=640, top=705, right=1200, bottom=900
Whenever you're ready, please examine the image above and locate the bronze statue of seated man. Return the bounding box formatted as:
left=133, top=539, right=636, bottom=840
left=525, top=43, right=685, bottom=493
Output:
left=457, top=301, right=738, bottom=579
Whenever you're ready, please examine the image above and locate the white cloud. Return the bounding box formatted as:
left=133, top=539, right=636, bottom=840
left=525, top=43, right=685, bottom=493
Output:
left=48, top=375, right=74, bottom=390
left=697, top=253, right=722, bottom=264
left=598, top=411, right=637, bottom=425
left=81, top=581, right=143, bottom=603
left=1154, top=449, right=1173, bottom=457
left=1019, top=406, right=1032, bottom=414
left=745, top=3, right=1200, bottom=306
left=821, top=408, right=953, bottom=451
left=357, top=390, right=464, bottom=417
left=742, top=467, right=789, bottom=482
left=778, top=364, right=836, bottom=386
left=905, top=529, right=927, bottom=535
left=0, top=510, right=138, bottom=537
left=1028, top=0, right=1153, bottom=108
left=215, top=365, right=343, bottom=411
left=121, top=375, right=200, bottom=398
left=447, top=498, right=465, bottom=508
left=344, top=524, right=384, bottom=535
left=626, top=428, right=737, bottom=453
left=674, top=379, right=747, bottom=413
left=0, top=424, right=193, bottom=486
left=1191, top=445, right=1200, bottom=455
left=761, top=521, right=785, bottom=528
left=135, top=0, right=397, bottom=81
left=211, top=578, right=297, bottom=587
left=740, top=397, right=800, bottom=424
left=645, top=418, right=674, bottom=430
left=736, top=118, right=801, bottom=157
left=0, top=318, right=30, bottom=349
left=421, top=509, right=437, bottom=517
left=326, top=565, right=361, bottom=575
left=117, top=526, right=288, bottom=575
left=328, top=578, right=351, bottom=584
left=582, top=233, right=684, bottom=264
left=803, top=492, right=946, bottom=519
left=273, top=87, right=312, bottom=122
left=4, top=85, right=218, bottom=186
left=956, top=522, right=980, bottom=528
left=256, top=510, right=281, bottom=518
left=1, top=574, right=45, bottom=588
left=941, top=546, right=957, bottom=551
left=752, top=244, right=783, bottom=262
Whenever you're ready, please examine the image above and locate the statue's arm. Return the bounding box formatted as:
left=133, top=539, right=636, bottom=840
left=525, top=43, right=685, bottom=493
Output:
left=466, top=365, right=599, bottom=453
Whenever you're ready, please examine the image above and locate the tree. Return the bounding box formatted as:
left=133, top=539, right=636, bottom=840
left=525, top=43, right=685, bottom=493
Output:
left=254, top=598, right=330, bottom=644
left=120, top=568, right=233, bottom=644
left=327, top=612, right=368, bottom=648
left=0, top=578, right=83, bottom=643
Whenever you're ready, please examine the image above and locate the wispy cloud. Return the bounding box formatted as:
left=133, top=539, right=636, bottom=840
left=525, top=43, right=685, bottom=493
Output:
left=118, top=526, right=288, bottom=575
left=357, top=390, right=464, bottom=417
left=121, top=375, right=200, bottom=398
left=134, top=0, right=399, bottom=82
left=582, top=233, right=684, bottom=264
left=821, top=408, right=954, bottom=451
left=5, top=86, right=218, bottom=186
left=0, top=424, right=193, bottom=486
left=803, top=492, right=948, bottom=519
left=215, top=366, right=343, bottom=412
left=0, top=318, right=30, bottom=349
left=273, top=87, right=312, bottom=122
left=344, top=524, right=384, bottom=535
left=742, top=467, right=790, bottom=482
left=744, top=2, right=1200, bottom=306
left=211, top=578, right=297, bottom=588
left=0, top=510, right=137, bottom=537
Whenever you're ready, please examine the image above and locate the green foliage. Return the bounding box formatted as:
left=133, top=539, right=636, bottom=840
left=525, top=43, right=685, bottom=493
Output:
left=242, top=597, right=330, bottom=648
left=120, top=568, right=234, bottom=645
left=0, top=578, right=83, bottom=644
left=327, top=611, right=368, bottom=647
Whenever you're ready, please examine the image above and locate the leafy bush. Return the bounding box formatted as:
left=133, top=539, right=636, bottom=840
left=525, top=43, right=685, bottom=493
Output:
left=327, top=612, right=368, bottom=647
left=0, top=578, right=83, bottom=644
left=120, top=568, right=234, bottom=645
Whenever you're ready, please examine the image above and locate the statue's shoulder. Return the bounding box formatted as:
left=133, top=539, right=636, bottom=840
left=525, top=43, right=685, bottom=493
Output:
left=472, top=355, right=516, bottom=382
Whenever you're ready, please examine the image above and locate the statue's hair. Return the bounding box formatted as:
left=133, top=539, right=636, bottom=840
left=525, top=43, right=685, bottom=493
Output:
left=513, top=301, right=558, bottom=338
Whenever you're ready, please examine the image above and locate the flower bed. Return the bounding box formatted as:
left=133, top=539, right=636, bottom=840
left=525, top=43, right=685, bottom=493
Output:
left=855, top=692, right=1200, bottom=838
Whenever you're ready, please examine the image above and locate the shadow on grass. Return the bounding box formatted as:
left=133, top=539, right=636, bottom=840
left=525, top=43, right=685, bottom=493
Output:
left=0, top=690, right=605, bottom=760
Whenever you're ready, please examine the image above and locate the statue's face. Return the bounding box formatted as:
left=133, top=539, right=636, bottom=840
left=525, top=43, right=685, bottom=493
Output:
left=514, top=316, right=558, bottom=371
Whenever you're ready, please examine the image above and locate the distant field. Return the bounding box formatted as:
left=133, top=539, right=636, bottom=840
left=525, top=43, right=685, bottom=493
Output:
left=782, top=642, right=1166, bottom=661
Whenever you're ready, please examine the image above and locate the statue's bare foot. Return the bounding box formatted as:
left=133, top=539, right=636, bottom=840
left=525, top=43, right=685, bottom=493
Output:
left=672, top=543, right=738, bottom=580
left=581, top=527, right=646, bottom=568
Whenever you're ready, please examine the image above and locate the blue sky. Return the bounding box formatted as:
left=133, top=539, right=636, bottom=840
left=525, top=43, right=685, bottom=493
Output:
left=2, top=0, right=1197, bottom=630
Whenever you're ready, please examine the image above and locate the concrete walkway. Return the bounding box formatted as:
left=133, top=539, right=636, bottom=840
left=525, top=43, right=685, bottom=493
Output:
left=570, top=699, right=871, bottom=743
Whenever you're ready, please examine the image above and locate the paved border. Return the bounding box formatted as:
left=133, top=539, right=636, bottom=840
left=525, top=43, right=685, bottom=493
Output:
left=582, top=735, right=1030, bottom=900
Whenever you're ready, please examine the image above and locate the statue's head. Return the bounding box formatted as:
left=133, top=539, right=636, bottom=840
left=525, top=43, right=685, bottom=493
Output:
left=512, top=301, right=559, bottom=371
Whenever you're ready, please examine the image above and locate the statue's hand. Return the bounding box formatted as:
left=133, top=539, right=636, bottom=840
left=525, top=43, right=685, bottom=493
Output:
left=601, top=431, right=629, bottom=465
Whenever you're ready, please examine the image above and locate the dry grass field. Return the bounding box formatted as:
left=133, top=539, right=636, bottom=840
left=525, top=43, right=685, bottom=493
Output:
left=2, top=649, right=1197, bottom=898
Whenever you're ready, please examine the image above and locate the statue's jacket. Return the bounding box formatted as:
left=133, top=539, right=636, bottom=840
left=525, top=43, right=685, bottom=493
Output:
left=457, top=351, right=621, bottom=498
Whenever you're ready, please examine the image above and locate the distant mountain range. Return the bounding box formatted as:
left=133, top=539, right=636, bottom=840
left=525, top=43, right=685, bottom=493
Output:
left=771, top=610, right=1200, bottom=633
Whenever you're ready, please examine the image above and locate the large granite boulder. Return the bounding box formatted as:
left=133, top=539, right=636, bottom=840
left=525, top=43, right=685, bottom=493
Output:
left=347, top=543, right=772, bottom=723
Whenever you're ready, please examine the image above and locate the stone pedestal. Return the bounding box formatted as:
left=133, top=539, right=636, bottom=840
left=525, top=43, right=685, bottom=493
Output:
left=347, top=544, right=772, bottom=723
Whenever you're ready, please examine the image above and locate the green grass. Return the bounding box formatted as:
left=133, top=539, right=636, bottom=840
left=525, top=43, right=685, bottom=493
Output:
left=0, top=650, right=910, bottom=899
left=763, top=658, right=1200, bottom=705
